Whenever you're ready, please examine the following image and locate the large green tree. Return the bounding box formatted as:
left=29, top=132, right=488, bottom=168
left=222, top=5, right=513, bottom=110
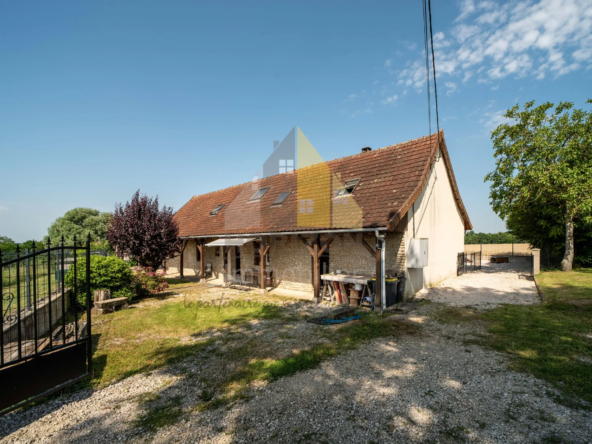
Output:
left=485, top=100, right=592, bottom=271
left=47, top=208, right=111, bottom=249
left=0, top=235, right=16, bottom=253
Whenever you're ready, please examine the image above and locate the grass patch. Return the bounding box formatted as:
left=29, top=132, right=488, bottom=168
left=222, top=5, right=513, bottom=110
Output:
left=437, top=269, right=592, bottom=406
left=89, top=292, right=286, bottom=387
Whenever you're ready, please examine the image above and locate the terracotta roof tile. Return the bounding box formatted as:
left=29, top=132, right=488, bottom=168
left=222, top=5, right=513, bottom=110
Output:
left=174, top=131, right=472, bottom=236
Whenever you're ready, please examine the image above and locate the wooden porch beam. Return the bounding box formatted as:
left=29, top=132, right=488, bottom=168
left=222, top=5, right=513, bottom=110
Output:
left=298, top=234, right=314, bottom=255
left=179, top=239, right=189, bottom=278
left=196, top=240, right=205, bottom=282
left=259, top=237, right=269, bottom=293
left=318, top=236, right=334, bottom=257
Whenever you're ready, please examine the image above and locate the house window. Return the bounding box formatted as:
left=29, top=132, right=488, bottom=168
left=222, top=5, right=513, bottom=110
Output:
left=279, top=159, right=294, bottom=174
left=271, top=191, right=291, bottom=206
left=249, top=187, right=271, bottom=202
left=210, top=204, right=225, bottom=215
left=299, top=199, right=314, bottom=214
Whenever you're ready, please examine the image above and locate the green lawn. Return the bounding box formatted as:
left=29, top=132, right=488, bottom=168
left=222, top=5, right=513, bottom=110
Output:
left=439, top=269, right=592, bottom=406
left=90, top=293, right=286, bottom=387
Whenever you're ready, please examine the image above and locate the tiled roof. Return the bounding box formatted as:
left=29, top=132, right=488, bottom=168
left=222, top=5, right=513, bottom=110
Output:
left=174, top=130, right=472, bottom=237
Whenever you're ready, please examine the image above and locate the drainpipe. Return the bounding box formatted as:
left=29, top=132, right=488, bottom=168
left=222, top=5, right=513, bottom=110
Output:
left=375, top=230, right=386, bottom=310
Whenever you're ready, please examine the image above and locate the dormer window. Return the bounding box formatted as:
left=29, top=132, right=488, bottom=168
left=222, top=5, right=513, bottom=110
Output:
left=249, top=187, right=271, bottom=202
left=335, top=179, right=360, bottom=197
left=210, top=204, right=225, bottom=215
left=271, top=191, right=291, bottom=206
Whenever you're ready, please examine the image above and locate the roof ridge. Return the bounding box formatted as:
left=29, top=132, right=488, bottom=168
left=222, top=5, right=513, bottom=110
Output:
left=186, top=131, right=441, bottom=202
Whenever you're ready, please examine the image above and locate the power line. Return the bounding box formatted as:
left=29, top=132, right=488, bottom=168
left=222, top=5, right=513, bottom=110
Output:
left=422, top=0, right=431, bottom=140
left=427, top=0, right=440, bottom=141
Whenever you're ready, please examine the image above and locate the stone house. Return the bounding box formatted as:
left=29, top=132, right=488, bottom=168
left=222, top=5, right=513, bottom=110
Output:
left=166, top=131, right=472, bottom=304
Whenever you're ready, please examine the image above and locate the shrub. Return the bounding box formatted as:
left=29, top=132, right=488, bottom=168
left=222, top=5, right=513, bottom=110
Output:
left=133, top=267, right=169, bottom=296
left=113, top=287, right=135, bottom=302
left=65, top=255, right=133, bottom=305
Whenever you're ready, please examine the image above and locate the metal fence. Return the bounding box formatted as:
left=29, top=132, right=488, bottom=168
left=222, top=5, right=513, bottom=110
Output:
left=0, top=235, right=93, bottom=414
left=457, top=252, right=482, bottom=276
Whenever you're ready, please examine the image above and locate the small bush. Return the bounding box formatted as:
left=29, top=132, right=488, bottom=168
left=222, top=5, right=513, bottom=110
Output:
left=113, top=287, right=135, bottom=302
left=65, top=255, right=133, bottom=305
left=133, top=267, right=168, bottom=296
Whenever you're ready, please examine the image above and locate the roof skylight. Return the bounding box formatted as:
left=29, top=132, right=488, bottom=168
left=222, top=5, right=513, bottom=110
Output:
left=271, top=191, right=291, bottom=206
left=210, top=204, right=225, bottom=215
left=248, top=187, right=271, bottom=202
left=335, top=178, right=361, bottom=197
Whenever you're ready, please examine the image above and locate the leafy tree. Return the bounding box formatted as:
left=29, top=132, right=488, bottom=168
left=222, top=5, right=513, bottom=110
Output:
left=485, top=100, right=592, bottom=271
left=464, top=231, right=523, bottom=244
left=47, top=208, right=111, bottom=250
left=106, top=190, right=180, bottom=269
left=506, top=202, right=592, bottom=267
left=0, top=236, right=16, bottom=253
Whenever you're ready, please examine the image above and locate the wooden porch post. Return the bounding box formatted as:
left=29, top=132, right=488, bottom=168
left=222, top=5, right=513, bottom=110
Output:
left=259, top=237, right=270, bottom=293
left=299, top=234, right=334, bottom=303
left=313, top=236, right=320, bottom=302
left=196, top=240, right=205, bottom=282
left=179, top=239, right=188, bottom=278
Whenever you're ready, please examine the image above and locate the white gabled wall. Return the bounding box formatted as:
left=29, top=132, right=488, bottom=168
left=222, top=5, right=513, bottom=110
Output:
left=405, top=149, right=465, bottom=297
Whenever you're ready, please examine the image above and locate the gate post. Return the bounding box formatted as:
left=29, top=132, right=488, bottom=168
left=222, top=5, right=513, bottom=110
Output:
left=532, top=248, right=540, bottom=276
left=86, top=233, right=93, bottom=376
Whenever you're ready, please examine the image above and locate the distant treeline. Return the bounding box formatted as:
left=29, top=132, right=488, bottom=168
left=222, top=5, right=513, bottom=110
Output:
left=464, top=231, right=525, bottom=245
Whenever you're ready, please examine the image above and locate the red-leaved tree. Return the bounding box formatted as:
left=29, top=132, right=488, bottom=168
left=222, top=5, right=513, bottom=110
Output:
left=107, top=190, right=181, bottom=269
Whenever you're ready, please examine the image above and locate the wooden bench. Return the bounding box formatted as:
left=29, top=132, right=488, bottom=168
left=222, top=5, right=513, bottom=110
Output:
left=93, top=297, right=128, bottom=314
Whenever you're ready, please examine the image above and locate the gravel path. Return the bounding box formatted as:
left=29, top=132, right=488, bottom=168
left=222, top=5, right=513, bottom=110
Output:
left=2, top=303, right=591, bottom=444
left=416, top=260, right=540, bottom=308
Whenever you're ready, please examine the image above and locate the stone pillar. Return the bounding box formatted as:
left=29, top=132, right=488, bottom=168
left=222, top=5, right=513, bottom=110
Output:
left=532, top=248, right=541, bottom=275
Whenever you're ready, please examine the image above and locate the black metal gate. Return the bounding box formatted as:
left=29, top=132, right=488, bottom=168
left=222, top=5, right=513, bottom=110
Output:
left=457, top=252, right=465, bottom=276
left=457, top=252, right=482, bottom=275
left=0, top=235, right=92, bottom=414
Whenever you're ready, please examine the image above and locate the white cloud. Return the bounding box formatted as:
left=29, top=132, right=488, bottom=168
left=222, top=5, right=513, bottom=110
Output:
left=373, top=80, right=379, bottom=85
left=384, top=59, right=392, bottom=67
left=456, top=0, right=476, bottom=21
left=480, top=109, right=511, bottom=131
left=381, top=94, right=398, bottom=105
left=491, top=84, right=500, bottom=90
left=445, top=82, right=458, bottom=95
left=345, top=94, right=358, bottom=101
left=0, top=206, right=7, bottom=212
left=351, top=108, right=372, bottom=118
left=398, top=0, right=592, bottom=89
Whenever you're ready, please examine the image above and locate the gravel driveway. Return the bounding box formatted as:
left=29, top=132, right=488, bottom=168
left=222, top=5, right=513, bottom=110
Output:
left=2, top=302, right=590, bottom=444
left=417, top=259, right=541, bottom=308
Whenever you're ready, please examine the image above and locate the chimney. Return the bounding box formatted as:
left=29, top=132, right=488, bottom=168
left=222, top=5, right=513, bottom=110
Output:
left=361, top=147, right=372, bottom=153
left=273, top=140, right=279, bottom=150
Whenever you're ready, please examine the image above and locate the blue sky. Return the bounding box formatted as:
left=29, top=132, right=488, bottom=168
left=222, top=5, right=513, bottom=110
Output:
left=1, top=0, right=591, bottom=242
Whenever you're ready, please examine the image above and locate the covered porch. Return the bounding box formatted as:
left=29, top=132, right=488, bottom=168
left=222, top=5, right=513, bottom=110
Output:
left=165, top=227, right=407, bottom=308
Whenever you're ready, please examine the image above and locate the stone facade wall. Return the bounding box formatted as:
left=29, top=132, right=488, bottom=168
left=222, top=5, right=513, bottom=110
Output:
left=168, top=232, right=406, bottom=294
left=165, top=239, right=225, bottom=280
left=326, top=232, right=405, bottom=276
